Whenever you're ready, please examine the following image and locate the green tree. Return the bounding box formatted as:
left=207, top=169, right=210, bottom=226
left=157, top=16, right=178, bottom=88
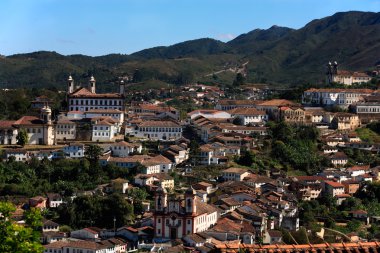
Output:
left=237, top=150, right=255, bottom=167
left=16, top=128, right=29, bottom=146
left=189, top=140, right=201, bottom=165
left=0, top=202, right=43, bottom=252
left=85, top=144, right=103, bottom=162
left=128, top=188, right=148, bottom=201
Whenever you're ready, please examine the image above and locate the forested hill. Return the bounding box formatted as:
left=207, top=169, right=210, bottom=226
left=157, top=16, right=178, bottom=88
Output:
left=0, top=11, right=379, bottom=89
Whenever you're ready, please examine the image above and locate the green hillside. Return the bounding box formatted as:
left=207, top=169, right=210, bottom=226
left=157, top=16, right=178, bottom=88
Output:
left=0, top=11, right=379, bottom=89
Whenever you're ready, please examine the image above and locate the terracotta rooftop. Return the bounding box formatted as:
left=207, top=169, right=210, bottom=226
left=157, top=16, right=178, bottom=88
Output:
left=138, top=120, right=180, bottom=128
left=258, top=99, right=298, bottom=107
left=325, top=181, right=344, bottom=188
left=213, top=242, right=380, bottom=253
left=0, top=120, right=16, bottom=129
left=13, top=116, right=44, bottom=126
left=69, top=87, right=123, bottom=98
left=218, top=100, right=262, bottom=106
left=228, top=107, right=267, bottom=116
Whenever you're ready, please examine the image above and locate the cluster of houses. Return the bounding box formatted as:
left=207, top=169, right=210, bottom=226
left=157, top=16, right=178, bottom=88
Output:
left=1, top=70, right=380, bottom=253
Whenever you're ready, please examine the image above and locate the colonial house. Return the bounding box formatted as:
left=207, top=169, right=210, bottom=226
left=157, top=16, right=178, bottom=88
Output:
left=110, top=141, right=142, bottom=157
left=46, top=193, right=64, bottom=208
left=187, top=110, right=231, bottom=121
left=162, top=143, right=189, bottom=164
left=43, top=239, right=127, bottom=253
left=302, top=88, right=373, bottom=108
left=85, top=109, right=124, bottom=125
left=134, top=120, right=182, bottom=141
left=131, top=103, right=179, bottom=120
left=279, top=106, right=306, bottom=125
left=104, top=178, right=129, bottom=194
left=199, top=142, right=239, bottom=165
left=55, top=117, right=76, bottom=141
left=153, top=187, right=219, bottom=239
left=91, top=117, right=119, bottom=142
left=329, top=152, right=349, bottom=167
left=220, top=125, right=268, bottom=136
left=99, top=154, right=174, bottom=174
left=70, top=227, right=102, bottom=240
left=255, top=99, right=299, bottom=120
left=331, top=113, right=360, bottom=131
left=0, top=120, right=17, bottom=145
left=263, top=230, right=282, bottom=245
left=324, top=181, right=345, bottom=197
left=4, top=149, right=29, bottom=162
left=228, top=108, right=268, bottom=126
left=354, top=94, right=380, bottom=123
left=63, top=143, right=85, bottom=158
left=13, top=107, right=55, bottom=145
left=222, top=168, right=251, bottom=182
left=67, top=75, right=125, bottom=112
left=331, top=70, right=371, bottom=86
left=134, top=173, right=174, bottom=190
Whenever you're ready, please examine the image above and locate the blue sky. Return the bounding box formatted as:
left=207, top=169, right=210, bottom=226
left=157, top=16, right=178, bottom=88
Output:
left=0, top=0, right=379, bottom=56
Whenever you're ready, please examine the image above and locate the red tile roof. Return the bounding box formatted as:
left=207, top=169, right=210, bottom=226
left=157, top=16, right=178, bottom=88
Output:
left=228, top=107, right=266, bottom=116
left=138, top=120, right=180, bottom=127
left=325, top=181, right=344, bottom=188
left=13, top=116, right=44, bottom=126
left=70, top=88, right=123, bottom=98
left=213, top=242, right=380, bottom=253
left=0, top=120, right=15, bottom=129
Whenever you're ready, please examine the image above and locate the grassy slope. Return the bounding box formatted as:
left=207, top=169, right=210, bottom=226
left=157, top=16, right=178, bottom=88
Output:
left=356, top=127, right=380, bottom=143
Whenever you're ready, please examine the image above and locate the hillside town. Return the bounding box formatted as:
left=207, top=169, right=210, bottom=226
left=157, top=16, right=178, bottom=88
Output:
left=0, top=61, right=380, bottom=253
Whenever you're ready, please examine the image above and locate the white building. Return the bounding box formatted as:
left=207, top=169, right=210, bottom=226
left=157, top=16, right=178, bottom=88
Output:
left=43, top=238, right=127, bottom=253
left=85, top=109, right=124, bottom=125
left=332, top=70, right=372, bottom=86
left=221, top=167, right=251, bottom=181
left=55, top=117, right=76, bottom=141
left=134, top=121, right=182, bottom=141
left=13, top=107, right=55, bottom=145
left=302, top=88, right=374, bottom=108
left=63, top=143, right=85, bottom=158
left=110, top=141, right=142, bottom=157
left=92, top=117, right=119, bottom=142
left=154, top=187, right=219, bottom=239
left=4, top=149, right=29, bottom=162
left=187, top=110, right=231, bottom=121
left=46, top=193, right=64, bottom=208
left=228, top=107, right=268, bottom=125
left=0, top=121, right=17, bottom=145
left=324, top=181, right=345, bottom=197
left=131, top=103, right=180, bottom=120
left=70, top=227, right=101, bottom=240
left=67, top=75, right=125, bottom=112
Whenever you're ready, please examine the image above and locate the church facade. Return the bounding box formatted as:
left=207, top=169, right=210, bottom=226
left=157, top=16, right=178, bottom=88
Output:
left=153, top=187, right=219, bottom=240
left=67, top=75, right=125, bottom=112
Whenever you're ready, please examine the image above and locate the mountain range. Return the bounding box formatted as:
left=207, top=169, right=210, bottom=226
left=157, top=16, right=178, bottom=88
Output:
left=0, top=11, right=379, bottom=89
